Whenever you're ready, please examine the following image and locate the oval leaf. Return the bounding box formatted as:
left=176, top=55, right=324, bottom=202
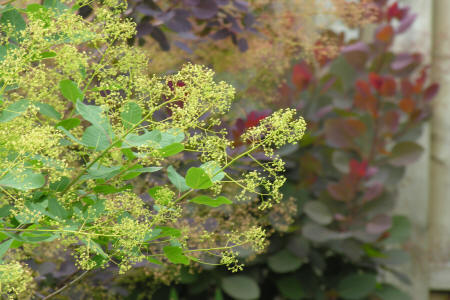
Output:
left=185, top=167, right=213, bottom=190
left=163, top=246, right=190, bottom=265
left=338, top=273, right=377, bottom=299
left=222, top=275, right=260, bottom=300
left=304, top=201, right=332, bottom=225
left=189, top=195, right=232, bottom=207
left=268, top=249, right=303, bottom=273
left=59, top=79, right=83, bottom=103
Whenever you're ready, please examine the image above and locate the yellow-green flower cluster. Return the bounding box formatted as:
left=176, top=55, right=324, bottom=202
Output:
left=0, top=0, right=306, bottom=293
left=0, top=262, right=34, bottom=299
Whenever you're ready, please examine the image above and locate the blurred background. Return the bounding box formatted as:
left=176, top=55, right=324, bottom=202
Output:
left=8, top=0, right=450, bottom=299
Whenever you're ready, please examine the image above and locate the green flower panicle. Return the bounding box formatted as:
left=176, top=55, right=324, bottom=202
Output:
left=0, top=0, right=306, bottom=296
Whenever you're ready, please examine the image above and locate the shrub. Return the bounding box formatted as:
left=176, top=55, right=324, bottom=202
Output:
left=114, top=1, right=437, bottom=299
left=0, top=1, right=306, bottom=298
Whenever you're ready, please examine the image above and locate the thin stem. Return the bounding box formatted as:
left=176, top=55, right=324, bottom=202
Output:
left=61, top=97, right=180, bottom=195
left=42, top=270, right=90, bottom=300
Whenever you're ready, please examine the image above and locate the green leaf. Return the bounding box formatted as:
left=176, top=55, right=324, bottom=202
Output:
left=375, top=284, right=410, bottom=300
left=59, top=80, right=83, bottom=103
left=0, top=6, right=26, bottom=33
left=122, top=130, right=161, bottom=148
left=0, top=169, right=45, bottom=191
left=268, top=249, right=303, bottom=273
left=120, top=165, right=143, bottom=180
left=215, top=288, right=224, bottom=300
left=38, top=51, right=57, bottom=59
left=121, top=101, right=142, bottom=130
left=93, top=184, right=131, bottom=195
left=0, top=204, right=11, bottom=218
left=43, top=0, right=68, bottom=14
left=49, top=176, right=70, bottom=192
left=330, top=56, right=356, bottom=91
left=0, top=99, right=30, bottom=122
left=276, top=276, right=305, bottom=300
left=0, top=239, right=12, bottom=262
left=83, top=164, right=121, bottom=180
left=159, top=143, right=184, bottom=157
left=133, top=167, right=162, bottom=173
left=222, top=275, right=260, bottom=300
left=382, top=216, right=411, bottom=244
left=146, top=256, right=163, bottom=265
left=81, top=125, right=111, bottom=151
left=33, top=101, right=61, bottom=120
left=160, top=129, right=185, bottom=147
left=56, top=118, right=80, bottom=130
left=303, top=201, right=332, bottom=225
left=47, top=197, right=68, bottom=219
left=167, top=166, right=189, bottom=192
left=337, top=273, right=377, bottom=299
left=189, top=195, right=232, bottom=207
left=163, top=246, right=190, bottom=265
left=185, top=167, right=213, bottom=190
left=81, top=239, right=108, bottom=259
left=389, top=142, right=424, bottom=167
left=200, top=161, right=225, bottom=182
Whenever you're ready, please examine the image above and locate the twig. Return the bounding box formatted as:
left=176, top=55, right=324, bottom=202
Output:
left=42, top=270, right=90, bottom=300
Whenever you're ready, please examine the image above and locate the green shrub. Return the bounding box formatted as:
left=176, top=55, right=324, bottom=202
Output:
left=0, top=1, right=306, bottom=298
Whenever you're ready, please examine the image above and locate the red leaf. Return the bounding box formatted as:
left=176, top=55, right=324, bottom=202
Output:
left=349, top=159, right=368, bottom=178
left=380, top=77, right=396, bottom=97
left=399, top=98, right=415, bottom=114
left=291, top=62, right=312, bottom=91
left=376, top=25, right=394, bottom=44
left=324, top=119, right=366, bottom=149
left=369, top=73, right=383, bottom=91
left=387, top=2, right=407, bottom=21
left=401, top=79, right=413, bottom=98
left=327, top=176, right=357, bottom=202
left=423, top=83, right=439, bottom=102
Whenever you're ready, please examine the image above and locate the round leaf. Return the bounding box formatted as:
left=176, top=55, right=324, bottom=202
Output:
left=222, top=275, right=260, bottom=300
left=276, top=276, right=305, bottom=300
left=338, top=273, right=377, bottom=299
left=268, top=249, right=303, bottom=273
left=304, top=201, right=332, bottom=225
left=389, top=142, right=423, bottom=166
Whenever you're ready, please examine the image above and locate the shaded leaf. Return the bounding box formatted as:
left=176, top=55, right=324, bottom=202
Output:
left=222, top=275, right=260, bottom=300
left=268, top=249, right=303, bottom=273
left=163, top=246, right=190, bottom=265
left=338, top=273, right=377, bottom=299
left=389, top=142, right=423, bottom=166
left=304, top=201, right=332, bottom=225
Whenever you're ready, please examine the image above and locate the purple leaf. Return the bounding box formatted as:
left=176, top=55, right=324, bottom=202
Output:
left=192, top=0, right=219, bottom=19
left=233, top=0, right=249, bottom=11
left=366, top=214, right=392, bottom=235
left=397, top=13, right=416, bottom=34
left=391, top=53, right=415, bottom=71
left=183, top=0, right=200, bottom=5
left=237, top=38, right=248, bottom=52
left=211, top=28, right=231, bottom=40
left=174, top=41, right=193, bottom=53
left=136, top=22, right=153, bottom=38
left=166, top=11, right=192, bottom=32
